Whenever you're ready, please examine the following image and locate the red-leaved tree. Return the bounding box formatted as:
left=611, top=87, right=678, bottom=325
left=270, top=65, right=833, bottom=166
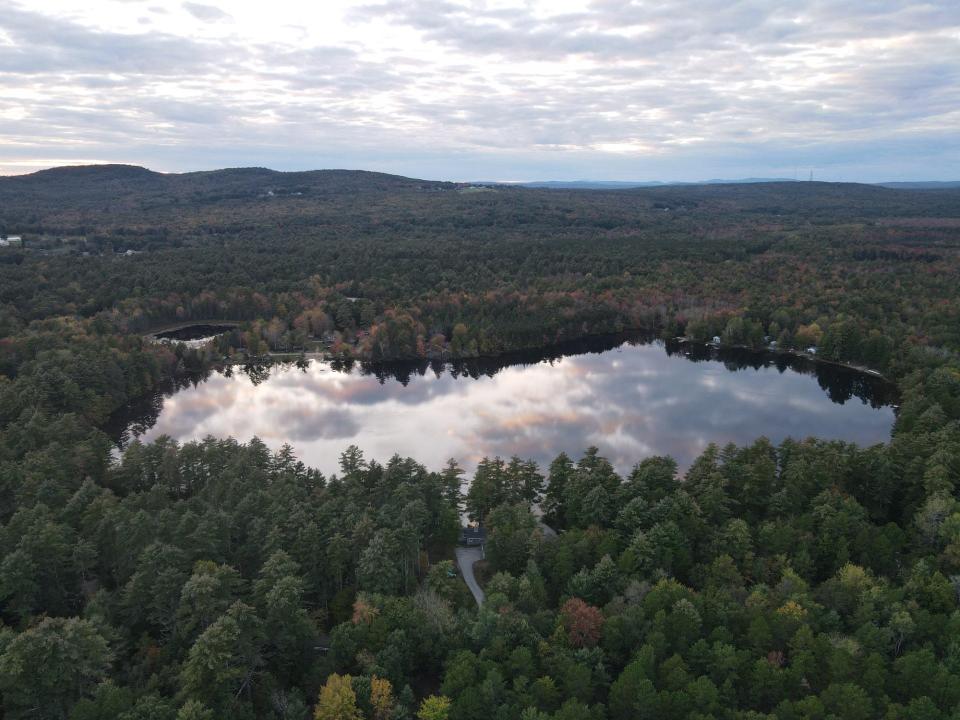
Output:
left=560, top=597, right=604, bottom=648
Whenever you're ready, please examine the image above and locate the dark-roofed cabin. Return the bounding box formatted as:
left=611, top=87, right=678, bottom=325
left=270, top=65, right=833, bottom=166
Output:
left=460, top=526, right=486, bottom=546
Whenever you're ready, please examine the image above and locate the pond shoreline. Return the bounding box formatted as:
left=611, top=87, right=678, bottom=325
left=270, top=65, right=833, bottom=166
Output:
left=672, top=337, right=890, bottom=382
left=245, top=331, right=895, bottom=389
left=150, top=321, right=894, bottom=390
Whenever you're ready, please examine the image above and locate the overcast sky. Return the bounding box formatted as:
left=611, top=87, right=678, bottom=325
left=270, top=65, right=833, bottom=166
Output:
left=1, top=0, right=957, bottom=181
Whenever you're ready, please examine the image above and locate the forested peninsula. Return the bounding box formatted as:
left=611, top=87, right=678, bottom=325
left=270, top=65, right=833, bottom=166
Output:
left=1, top=166, right=960, bottom=720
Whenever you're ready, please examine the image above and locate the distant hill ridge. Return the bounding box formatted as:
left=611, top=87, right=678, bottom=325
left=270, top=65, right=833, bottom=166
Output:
left=504, top=178, right=960, bottom=190
left=0, top=164, right=454, bottom=204
left=505, top=178, right=796, bottom=189
left=5, top=164, right=446, bottom=186
left=877, top=181, right=960, bottom=190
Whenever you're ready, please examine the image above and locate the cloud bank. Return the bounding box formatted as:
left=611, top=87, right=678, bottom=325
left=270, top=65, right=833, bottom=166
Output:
left=0, top=0, right=957, bottom=180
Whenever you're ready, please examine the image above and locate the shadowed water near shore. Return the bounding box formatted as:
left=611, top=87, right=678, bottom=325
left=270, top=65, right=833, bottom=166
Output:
left=108, top=333, right=897, bottom=476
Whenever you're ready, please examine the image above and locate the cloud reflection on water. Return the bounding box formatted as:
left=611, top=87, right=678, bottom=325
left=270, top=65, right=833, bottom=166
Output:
left=136, top=341, right=896, bottom=476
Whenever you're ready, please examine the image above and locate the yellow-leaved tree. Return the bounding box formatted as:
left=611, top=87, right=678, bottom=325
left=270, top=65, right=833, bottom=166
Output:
left=370, top=676, right=395, bottom=720
left=416, top=695, right=451, bottom=720
left=314, top=674, right=362, bottom=720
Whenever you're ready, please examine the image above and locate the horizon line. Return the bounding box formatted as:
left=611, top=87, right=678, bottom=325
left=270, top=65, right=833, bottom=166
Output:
left=1, top=161, right=958, bottom=187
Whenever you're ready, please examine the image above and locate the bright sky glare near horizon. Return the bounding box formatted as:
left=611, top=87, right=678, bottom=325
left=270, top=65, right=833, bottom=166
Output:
left=0, top=0, right=958, bottom=182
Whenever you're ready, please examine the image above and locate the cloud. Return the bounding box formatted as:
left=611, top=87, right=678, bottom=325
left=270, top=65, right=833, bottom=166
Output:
left=276, top=406, right=361, bottom=442
left=183, top=3, right=230, bottom=22
left=0, top=5, right=222, bottom=75
left=0, top=0, right=957, bottom=180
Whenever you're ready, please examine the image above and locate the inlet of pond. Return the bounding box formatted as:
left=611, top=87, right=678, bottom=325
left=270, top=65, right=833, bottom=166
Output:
left=111, top=333, right=898, bottom=477
left=150, top=323, right=237, bottom=349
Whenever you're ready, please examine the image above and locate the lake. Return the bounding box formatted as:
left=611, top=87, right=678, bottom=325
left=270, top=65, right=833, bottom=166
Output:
left=113, top=333, right=897, bottom=476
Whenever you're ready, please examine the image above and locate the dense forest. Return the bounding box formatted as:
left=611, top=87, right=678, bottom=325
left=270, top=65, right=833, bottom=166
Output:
left=2, top=165, right=959, bottom=364
left=1, top=166, right=960, bottom=719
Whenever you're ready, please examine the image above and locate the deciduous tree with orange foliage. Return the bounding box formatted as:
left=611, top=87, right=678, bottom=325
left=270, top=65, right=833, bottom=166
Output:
left=560, top=597, right=604, bottom=648
left=370, top=676, right=395, bottom=720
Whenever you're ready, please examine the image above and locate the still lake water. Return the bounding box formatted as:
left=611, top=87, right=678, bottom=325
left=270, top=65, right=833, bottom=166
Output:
left=115, top=334, right=897, bottom=476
